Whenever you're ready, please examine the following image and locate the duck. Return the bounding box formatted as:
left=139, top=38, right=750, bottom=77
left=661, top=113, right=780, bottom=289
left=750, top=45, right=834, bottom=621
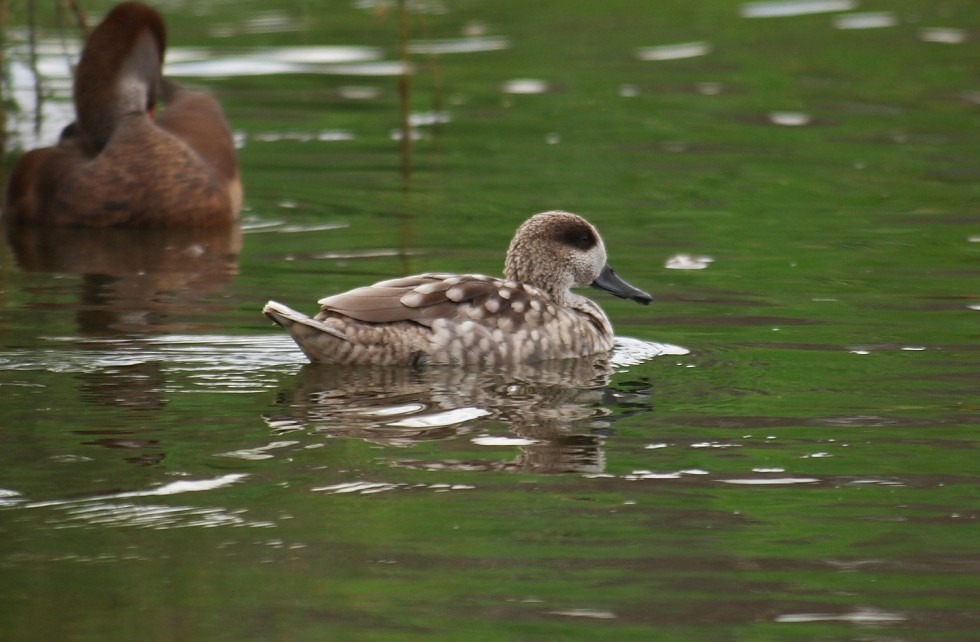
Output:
left=2, top=1, right=242, bottom=227
left=263, top=211, right=652, bottom=366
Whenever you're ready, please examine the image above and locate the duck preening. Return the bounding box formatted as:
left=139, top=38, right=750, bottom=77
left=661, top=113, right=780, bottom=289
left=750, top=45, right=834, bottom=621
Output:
left=3, top=2, right=242, bottom=227
left=264, top=211, right=652, bottom=366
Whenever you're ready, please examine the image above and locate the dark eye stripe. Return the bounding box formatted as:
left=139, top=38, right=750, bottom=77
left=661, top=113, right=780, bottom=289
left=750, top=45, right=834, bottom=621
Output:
left=554, top=220, right=598, bottom=250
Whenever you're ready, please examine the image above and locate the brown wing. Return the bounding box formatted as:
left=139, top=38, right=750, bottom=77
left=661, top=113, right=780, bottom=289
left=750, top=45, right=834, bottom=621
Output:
left=315, top=273, right=505, bottom=326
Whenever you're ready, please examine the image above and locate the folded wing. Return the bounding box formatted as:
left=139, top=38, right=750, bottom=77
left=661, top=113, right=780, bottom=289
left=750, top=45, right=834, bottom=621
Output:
left=316, top=273, right=503, bottom=326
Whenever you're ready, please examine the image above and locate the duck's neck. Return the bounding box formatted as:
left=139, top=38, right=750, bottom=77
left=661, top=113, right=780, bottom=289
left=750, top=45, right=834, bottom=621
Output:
left=73, top=4, right=166, bottom=150
left=569, top=292, right=615, bottom=337
left=505, top=256, right=571, bottom=306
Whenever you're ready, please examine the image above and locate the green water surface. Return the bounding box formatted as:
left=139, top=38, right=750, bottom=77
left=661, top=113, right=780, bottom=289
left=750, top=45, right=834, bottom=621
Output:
left=1, top=1, right=978, bottom=640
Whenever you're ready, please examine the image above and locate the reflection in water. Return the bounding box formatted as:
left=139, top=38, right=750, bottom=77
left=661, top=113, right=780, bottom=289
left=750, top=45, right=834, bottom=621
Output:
left=10, top=473, right=272, bottom=531
left=3, top=41, right=397, bottom=151
left=832, top=12, right=898, bottom=30
left=739, top=0, right=856, bottom=19
left=775, top=608, right=907, bottom=624
left=634, top=42, right=712, bottom=61
left=209, top=11, right=309, bottom=38
left=767, top=111, right=812, bottom=126
left=6, top=224, right=242, bottom=334
left=5, top=224, right=242, bottom=414
left=5, top=46, right=76, bottom=150
left=266, top=340, right=685, bottom=474
left=501, top=79, right=550, bottom=95
left=0, top=334, right=305, bottom=386
left=407, top=36, right=510, bottom=55
left=166, top=56, right=411, bottom=79
left=665, top=254, right=715, bottom=270
left=249, top=130, right=355, bottom=143
left=918, top=27, right=968, bottom=44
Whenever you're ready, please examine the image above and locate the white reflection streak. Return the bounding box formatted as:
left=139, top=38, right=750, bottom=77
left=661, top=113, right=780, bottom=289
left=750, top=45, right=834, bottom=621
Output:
left=501, top=79, right=550, bottom=94
left=256, top=46, right=383, bottom=63
left=313, top=481, right=400, bottom=494
left=776, top=608, right=906, bottom=623
left=611, top=337, right=689, bottom=367
left=768, top=111, right=812, bottom=126
left=471, top=436, right=538, bottom=447
left=312, top=481, right=475, bottom=495
left=740, top=0, right=856, bottom=18
left=548, top=609, right=617, bottom=619
left=665, top=254, right=715, bottom=270
left=919, top=28, right=967, bottom=44
left=832, top=12, right=897, bottom=30
left=53, top=503, right=267, bottom=530
left=407, top=36, right=510, bottom=54
left=219, top=442, right=299, bottom=461
left=719, top=477, right=820, bottom=485
left=25, top=473, right=249, bottom=509
left=635, top=41, right=711, bottom=61
left=386, top=407, right=491, bottom=428
left=164, top=46, right=390, bottom=78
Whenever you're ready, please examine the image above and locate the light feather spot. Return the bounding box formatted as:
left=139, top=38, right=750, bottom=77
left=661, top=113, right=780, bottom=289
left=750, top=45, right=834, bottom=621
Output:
left=512, top=300, right=526, bottom=313
left=498, top=289, right=512, bottom=300
left=446, top=286, right=468, bottom=302
left=415, top=282, right=445, bottom=295
left=485, top=298, right=501, bottom=313
left=530, top=299, right=542, bottom=311
left=401, top=292, right=425, bottom=307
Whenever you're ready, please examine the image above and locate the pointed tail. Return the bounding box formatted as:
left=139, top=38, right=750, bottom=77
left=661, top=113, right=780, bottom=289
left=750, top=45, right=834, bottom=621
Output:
left=263, top=301, right=347, bottom=340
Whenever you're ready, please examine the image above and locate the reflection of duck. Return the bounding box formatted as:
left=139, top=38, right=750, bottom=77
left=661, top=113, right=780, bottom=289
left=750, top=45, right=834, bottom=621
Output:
left=264, top=211, right=652, bottom=365
left=3, top=2, right=242, bottom=226
left=8, top=224, right=241, bottom=333
left=265, top=357, right=653, bottom=474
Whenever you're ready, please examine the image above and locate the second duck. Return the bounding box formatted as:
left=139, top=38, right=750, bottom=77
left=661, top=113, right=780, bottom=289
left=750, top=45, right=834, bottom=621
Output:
left=3, top=2, right=241, bottom=226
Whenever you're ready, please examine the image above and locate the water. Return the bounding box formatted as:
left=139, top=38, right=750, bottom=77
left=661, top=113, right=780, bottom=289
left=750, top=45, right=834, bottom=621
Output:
left=1, top=1, right=978, bottom=639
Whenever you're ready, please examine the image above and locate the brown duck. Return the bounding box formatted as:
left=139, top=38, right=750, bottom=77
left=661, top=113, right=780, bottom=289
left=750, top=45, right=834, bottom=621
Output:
left=3, top=2, right=241, bottom=226
left=264, top=211, right=653, bottom=366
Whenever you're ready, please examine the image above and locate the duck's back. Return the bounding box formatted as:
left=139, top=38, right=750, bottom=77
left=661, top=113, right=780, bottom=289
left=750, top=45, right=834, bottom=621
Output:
left=11, top=117, right=234, bottom=227
left=307, top=273, right=614, bottom=366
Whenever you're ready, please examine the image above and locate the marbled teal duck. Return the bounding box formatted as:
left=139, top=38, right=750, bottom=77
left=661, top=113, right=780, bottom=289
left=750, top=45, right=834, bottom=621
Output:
left=263, top=212, right=652, bottom=365
left=3, top=2, right=242, bottom=226
left=263, top=211, right=652, bottom=366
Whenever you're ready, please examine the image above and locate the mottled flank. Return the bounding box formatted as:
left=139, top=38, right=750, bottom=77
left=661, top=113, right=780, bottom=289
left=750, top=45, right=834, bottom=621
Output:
left=264, top=211, right=652, bottom=366
left=2, top=2, right=241, bottom=227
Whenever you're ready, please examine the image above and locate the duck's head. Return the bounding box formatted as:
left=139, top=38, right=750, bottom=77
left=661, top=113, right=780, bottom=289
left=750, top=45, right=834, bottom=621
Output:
left=73, top=2, right=167, bottom=150
left=504, top=211, right=653, bottom=307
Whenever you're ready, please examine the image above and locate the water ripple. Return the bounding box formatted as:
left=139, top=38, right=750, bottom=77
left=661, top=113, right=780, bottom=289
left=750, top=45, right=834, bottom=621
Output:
left=775, top=607, right=906, bottom=623
left=6, top=474, right=270, bottom=531
left=312, top=481, right=475, bottom=495
left=0, top=335, right=306, bottom=392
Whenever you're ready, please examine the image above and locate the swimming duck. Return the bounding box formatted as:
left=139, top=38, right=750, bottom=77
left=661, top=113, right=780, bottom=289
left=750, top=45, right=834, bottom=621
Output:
left=3, top=2, right=242, bottom=226
left=263, top=211, right=652, bottom=366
